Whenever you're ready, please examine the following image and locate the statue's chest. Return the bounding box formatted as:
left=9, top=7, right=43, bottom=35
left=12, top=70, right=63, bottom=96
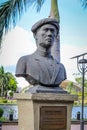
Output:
left=26, top=57, right=58, bottom=76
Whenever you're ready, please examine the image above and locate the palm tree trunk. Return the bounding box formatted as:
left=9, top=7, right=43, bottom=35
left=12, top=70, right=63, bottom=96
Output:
left=49, top=0, right=60, bottom=62
left=49, top=0, right=60, bottom=19
left=1, top=85, right=4, bottom=97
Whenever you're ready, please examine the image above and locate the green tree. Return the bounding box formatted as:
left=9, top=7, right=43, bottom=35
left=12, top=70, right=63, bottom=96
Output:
left=66, top=81, right=76, bottom=94
left=75, top=77, right=87, bottom=91
left=0, top=66, right=17, bottom=97
left=0, top=66, right=8, bottom=96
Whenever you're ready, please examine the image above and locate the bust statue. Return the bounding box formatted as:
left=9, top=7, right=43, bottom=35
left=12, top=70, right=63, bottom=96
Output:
left=15, top=18, right=67, bottom=92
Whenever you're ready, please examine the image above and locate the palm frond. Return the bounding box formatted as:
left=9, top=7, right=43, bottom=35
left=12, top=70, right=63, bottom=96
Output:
left=33, top=0, right=46, bottom=12
left=81, top=0, right=87, bottom=8
left=0, top=0, right=45, bottom=48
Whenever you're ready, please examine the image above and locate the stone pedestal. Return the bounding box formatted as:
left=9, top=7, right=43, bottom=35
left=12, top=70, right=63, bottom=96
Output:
left=14, top=93, right=77, bottom=130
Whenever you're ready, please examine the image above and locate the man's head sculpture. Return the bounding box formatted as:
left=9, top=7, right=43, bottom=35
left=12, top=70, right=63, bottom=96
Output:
left=31, top=18, right=59, bottom=52
left=15, top=18, right=66, bottom=91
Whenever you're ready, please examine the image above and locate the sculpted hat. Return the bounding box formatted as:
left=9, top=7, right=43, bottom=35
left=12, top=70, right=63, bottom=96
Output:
left=31, top=18, right=59, bottom=33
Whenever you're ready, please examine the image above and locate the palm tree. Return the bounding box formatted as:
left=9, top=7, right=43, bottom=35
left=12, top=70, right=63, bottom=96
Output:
left=0, top=0, right=87, bottom=59
left=0, top=0, right=46, bottom=47
left=0, top=66, right=8, bottom=96
left=49, top=0, right=60, bottom=61
left=0, top=66, right=17, bottom=97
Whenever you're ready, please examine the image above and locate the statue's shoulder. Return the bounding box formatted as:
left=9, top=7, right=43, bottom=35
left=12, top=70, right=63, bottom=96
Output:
left=60, top=62, right=66, bottom=69
left=59, top=62, right=64, bottom=67
left=56, top=60, right=65, bottom=70
left=17, top=54, right=34, bottom=63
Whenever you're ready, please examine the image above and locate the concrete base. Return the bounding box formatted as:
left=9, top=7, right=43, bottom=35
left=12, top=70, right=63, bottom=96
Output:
left=14, top=93, right=78, bottom=130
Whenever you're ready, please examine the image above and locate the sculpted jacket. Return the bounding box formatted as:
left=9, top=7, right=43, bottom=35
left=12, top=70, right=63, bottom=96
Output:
left=15, top=51, right=66, bottom=86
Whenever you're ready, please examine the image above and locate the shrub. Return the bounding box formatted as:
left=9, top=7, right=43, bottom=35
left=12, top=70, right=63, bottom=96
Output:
left=0, top=117, right=8, bottom=122
left=9, top=91, right=14, bottom=97
left=2, top=98, right=8, bottom=103
left=0, top=108, right=4, bottom=117
left=74, top=101, right=79, bottom=106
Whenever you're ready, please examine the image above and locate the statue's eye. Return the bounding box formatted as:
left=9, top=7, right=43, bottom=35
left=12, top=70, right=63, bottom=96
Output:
left=51, top=29, right=55, bottom=33
left=44, top=28, right=48, bottom=32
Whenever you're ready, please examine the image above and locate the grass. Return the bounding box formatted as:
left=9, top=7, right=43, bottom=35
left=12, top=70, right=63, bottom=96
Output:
left=74, top=92, right=87, bottom=106
left=0, top=117, right=9, bottom=122
left=0, top=97, right=17, bottom=104
left=0, top=92, right=87, bottom=106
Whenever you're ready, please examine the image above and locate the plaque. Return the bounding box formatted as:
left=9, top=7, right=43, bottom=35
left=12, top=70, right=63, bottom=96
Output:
left=40, top=106, right=67, bottom=130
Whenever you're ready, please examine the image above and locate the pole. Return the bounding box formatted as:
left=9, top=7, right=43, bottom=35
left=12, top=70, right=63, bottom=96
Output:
left=70, top=53, right=87, bottom=130
left=0, top=121, right=2, bottom=130
left=80, top=65, right=84, bottom=130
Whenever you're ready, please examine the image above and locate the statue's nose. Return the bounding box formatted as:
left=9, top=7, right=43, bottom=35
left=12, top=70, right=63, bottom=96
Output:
left=47, top=30, right=52, bottom=36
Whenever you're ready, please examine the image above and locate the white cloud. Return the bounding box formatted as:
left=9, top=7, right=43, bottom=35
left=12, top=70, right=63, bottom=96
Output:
left=0, top=26, right=36, bottom=66
left=61, top=44, right=87, bottom=81
left=16, top=77, right=29, bottom=89
left=0, top=26, right=87, bottom=88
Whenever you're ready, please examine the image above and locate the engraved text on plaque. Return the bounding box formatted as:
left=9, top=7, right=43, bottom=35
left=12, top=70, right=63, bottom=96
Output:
left=40, top=106, right=67, bottom=130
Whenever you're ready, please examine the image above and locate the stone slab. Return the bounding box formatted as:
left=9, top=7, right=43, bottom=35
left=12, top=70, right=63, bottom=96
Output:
left=14, top=93, right=78, bottom=101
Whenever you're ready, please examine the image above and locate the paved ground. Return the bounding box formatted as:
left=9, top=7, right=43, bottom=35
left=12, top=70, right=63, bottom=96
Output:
left=2, top=125, right=18, bottom=130
left=1, top=124, right=87, bottom=130
left=71, top=124, right=87, bottom=130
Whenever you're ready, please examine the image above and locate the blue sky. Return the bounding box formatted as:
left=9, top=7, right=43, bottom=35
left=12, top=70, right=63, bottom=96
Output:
left=0, top=0, right=87, bottom=87
left=16, top=0, right=87, bottom=46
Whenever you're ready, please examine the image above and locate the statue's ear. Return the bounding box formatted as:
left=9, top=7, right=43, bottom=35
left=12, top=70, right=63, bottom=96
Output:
left=33, top=32, right=37, bottom=39
left=33, top=33, right=38, bottom=46
left=33, top=33, right=36, bottom=38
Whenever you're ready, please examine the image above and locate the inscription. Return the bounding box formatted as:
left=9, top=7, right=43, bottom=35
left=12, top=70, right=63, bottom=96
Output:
left=40, top=106, right=67, bottom=130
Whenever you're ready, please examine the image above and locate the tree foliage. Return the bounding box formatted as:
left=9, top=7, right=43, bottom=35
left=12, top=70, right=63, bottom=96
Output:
left=0, top=0, right=45, bottom=47
left=66, top=81, right=77, bottom=94
left=0, top=66, right=17, bottom=97
left=75, top=77, right=87, bottom=88
left=81, top=0, right=87, bottom=8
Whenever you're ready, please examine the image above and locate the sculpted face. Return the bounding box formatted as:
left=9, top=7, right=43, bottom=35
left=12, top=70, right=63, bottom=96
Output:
left=34, top=24, right=57, bottom=49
